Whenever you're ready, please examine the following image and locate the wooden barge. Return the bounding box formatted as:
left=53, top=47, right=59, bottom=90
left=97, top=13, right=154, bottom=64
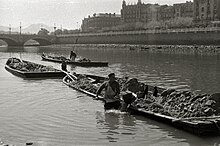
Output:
left=5, top=57, right=66, bottom=79
left=41, top=54, right=108, bottom=67
left=62, top=73, right=220, bottom=136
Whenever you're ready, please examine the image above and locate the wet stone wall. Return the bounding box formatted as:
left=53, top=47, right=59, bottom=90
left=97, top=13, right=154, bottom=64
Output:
left=57, top=31, right=220, bottom=46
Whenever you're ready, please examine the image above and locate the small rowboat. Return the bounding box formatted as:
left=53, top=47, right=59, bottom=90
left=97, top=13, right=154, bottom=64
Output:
left=41, top=54, right=108, bottom=67
left=63, top=73, right=220, bottom=136
left=5, top=57, right=66, bottom=79
left=63, top=73, right=106, bottom=100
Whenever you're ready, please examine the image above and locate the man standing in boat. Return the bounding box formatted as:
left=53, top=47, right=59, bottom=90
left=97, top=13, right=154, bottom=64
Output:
left=96, top=73, right=121, bottom=110
left=61, top=60, right=67, bottom=72
left=70, top=51, right=77, bottom=62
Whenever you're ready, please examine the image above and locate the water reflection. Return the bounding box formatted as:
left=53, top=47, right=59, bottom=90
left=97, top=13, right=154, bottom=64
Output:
left=0, top=45, right=220, bottom=145
left=23, top=46, right=40, bottom=53
left=96, top=110, right=136, bottom=142
left=1, top=45, right=219, bottom=94
left=135, top=115, right=220, bottom=146
left=0, top=46, right=8, bottom=52
left=2, top=46, right=25, bottom=53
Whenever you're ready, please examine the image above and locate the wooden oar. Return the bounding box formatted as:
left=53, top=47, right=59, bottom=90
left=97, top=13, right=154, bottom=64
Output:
left=93, top=94, right=104, bottom=101
left=19, top=52, right=23, bottom=63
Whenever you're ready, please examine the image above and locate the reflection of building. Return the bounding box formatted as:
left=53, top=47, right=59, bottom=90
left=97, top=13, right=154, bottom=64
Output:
left=81, top=13, right=121, bottom=32
left=193, top=0, right=220, bottom=23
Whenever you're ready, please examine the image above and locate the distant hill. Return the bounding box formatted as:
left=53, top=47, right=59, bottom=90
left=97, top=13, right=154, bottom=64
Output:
left=22, top=24, right=53, bottom=34
left=0, top=26, right=9, bottom=32
left=0, top=23, right=53, bottom=34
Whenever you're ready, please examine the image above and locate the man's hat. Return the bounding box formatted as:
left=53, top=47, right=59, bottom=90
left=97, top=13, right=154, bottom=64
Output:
left=108, top=73, right=115, bottom=77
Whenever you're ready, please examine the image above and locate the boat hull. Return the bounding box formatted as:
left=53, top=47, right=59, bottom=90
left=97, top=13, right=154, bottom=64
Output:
left=42, top=55, right=108, bottom=67
left=5, top=59, right=66, bottom=79
left=129, top=106, right=220, bottom=136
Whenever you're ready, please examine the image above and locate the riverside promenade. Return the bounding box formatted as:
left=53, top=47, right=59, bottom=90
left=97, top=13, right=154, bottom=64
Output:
left=57, top=27, right=220, bottom=46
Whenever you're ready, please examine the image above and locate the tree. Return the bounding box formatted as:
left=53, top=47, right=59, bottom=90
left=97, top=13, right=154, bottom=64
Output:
left=145, top=21, right=162, bottom=29
left=68, top=29, right=80, bottom=34
left=54, top=29, right=62, bottom=35
left=62, top=29, right=69, bottom=34
left=169, top=17, right=193, bottom=28
left=37, top=28, right=49, bottom=35
left=135, top=22, right=144, bottom=30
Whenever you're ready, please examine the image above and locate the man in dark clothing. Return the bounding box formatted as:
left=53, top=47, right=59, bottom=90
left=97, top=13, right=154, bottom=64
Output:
left=70, top=51, right=77, bottom=61
left=61, top=61, right=67, bottom=72
left=153, top=86, right=158, bottom=97
left=96, top=73, right=121, bottom=110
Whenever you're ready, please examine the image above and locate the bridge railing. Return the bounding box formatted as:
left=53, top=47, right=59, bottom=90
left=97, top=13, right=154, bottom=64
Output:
left=0, top=32, right=38, bottom=35
left=1, top=27, right=219, bottom=37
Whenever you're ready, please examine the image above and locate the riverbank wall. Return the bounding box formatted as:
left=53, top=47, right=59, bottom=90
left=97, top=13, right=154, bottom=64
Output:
left=56, top=28, right=220, bottom=46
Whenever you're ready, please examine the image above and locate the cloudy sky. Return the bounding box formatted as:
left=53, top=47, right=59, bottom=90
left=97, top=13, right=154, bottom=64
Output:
left=0, top=0, right=190, bottom=29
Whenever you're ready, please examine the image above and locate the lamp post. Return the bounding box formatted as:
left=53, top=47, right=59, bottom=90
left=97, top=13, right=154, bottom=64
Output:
left=61, top=25, right=62, bottom=35
left=76, top=22, right=79, bottom=30
left=54, top=23, right=57, bottom=35
left=9, top=24, right=11, bottom=34
left=19, top=22, right=22, bottom=35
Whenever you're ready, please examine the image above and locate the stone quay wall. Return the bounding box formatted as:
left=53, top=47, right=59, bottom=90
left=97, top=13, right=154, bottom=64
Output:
left=56, top=28, right=220, bottom=46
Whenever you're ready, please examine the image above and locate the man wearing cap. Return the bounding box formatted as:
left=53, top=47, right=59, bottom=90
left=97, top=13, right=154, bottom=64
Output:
left=96, top=73, right=121, bottom=110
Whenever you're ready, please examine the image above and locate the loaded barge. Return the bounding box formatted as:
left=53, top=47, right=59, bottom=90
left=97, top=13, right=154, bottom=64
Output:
left=5, top=57, right=66, bottom=79
left=62, top=73, right=220, bottom=136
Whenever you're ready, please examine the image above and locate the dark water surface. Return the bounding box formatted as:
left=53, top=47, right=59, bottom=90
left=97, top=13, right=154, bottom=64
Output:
left=0, top=45, right=220, bottom=146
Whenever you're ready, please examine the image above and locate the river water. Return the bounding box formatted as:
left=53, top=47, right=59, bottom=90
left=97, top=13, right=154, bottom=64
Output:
left=0, top=45, right=220, bottom=146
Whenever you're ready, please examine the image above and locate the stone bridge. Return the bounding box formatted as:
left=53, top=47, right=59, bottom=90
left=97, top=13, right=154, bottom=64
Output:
left=0, top=34, right=57, bottom=46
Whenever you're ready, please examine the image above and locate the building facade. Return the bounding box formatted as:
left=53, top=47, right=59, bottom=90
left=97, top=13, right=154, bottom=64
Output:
left=81, top=13, right=121, bottom=32
left=81, top=0, right=220, bottom=32
left=193, top=0, right=220, bottom=24
left=121, top=0, right=193, bottom=24
left=121, top=0, right=160, bottom=23
left=159, top=5, right=175, bottom=21
left=173, top=1, right=193, bottom=18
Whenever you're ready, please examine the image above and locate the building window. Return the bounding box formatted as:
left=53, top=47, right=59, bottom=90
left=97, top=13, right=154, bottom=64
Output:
left=201, top=14, right=204, bottom=19
left=201, top=7, right=204, bottom=12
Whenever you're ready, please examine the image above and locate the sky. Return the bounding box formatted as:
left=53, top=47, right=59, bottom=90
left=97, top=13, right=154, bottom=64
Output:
left=0, top=0, right=191, bottom=29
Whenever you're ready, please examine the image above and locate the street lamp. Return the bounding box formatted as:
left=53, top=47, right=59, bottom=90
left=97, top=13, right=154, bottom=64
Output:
left=54, top=23, right=57, bottom=35
left=9, top=24, right=11, bottom=34
left=19, top=22, right=22, bottom=35
left=76, top=22, right=79, bottom=30
left=61, top=25, right=62, bottom=35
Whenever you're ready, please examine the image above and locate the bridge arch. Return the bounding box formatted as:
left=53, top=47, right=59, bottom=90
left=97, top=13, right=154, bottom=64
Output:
left=0, top=37, right=21, bottom=46
left=25, top=37, right=52, bottom=46
left=0, top=34, right=56, bottom=46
